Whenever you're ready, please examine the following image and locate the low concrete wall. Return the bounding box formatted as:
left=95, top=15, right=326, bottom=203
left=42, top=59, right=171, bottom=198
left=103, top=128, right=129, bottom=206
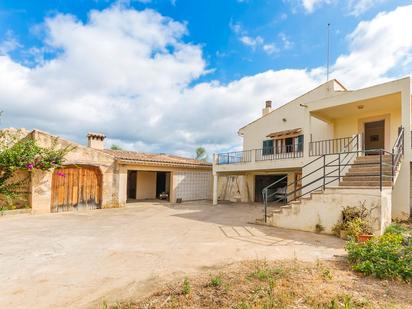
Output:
left=269, top=187, right=392, bottom=235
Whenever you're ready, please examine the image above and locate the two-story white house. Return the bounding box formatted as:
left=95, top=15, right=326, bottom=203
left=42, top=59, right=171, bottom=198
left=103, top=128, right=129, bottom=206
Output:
left=212, top=77, right=411, bottom=235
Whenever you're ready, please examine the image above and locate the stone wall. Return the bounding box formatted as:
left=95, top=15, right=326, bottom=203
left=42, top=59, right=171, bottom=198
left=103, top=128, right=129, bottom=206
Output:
left=30, top=130, right=120, bottom=213
left=0, top=170, right=31, bottom=210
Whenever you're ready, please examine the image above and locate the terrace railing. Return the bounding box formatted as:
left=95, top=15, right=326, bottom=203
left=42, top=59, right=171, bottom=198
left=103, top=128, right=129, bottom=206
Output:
left=216, top=150, right=252, bottom=165
left=255, top=144, right=303, bottom=161
left=216, top=144, right=303, bottom=165
left=309, top=135, right=360, bottom=156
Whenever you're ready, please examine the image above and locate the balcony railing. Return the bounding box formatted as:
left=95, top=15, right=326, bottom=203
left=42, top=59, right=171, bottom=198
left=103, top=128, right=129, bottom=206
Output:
left=215, top=144, right=303, bottom=165
left=216, top=150, right=252, bottom=165
left=256, top=144, right=303, bottom=161
left=309, top=136, right=359, bottom=156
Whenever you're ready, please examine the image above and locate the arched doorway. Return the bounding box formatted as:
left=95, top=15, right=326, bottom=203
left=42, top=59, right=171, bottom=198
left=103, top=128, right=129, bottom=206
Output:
left=51, top=166, right=102, bottom=212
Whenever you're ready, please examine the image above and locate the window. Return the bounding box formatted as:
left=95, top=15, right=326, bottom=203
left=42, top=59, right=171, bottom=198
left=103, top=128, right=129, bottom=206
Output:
left=273, top=135, right=304, bottom=154
left=285, top=137, right=293, bottom=153
left=262, top=139, right=274, bottom=155
left=297, top=135, right=304, bottom=152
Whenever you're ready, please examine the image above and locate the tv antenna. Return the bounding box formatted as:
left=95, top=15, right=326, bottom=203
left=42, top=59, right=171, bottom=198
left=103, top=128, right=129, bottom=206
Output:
left=326, top=22, right=331, bottom=81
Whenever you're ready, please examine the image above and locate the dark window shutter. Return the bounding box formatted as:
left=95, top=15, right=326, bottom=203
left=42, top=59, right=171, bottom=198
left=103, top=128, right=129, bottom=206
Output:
left=263, top=139, right=274, bottom=155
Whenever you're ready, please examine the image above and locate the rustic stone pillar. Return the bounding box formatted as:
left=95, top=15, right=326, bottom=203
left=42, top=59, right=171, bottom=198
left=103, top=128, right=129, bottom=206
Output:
left=30, top=170, right=53, bottom=214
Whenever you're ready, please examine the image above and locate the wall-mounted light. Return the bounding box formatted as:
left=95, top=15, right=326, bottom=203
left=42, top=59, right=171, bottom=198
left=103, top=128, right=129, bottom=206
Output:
left=300, top=104, right=308, bottom=108
left=357, top=105, right=364, bottom=110
left=282, top=118, right=287, bottom=122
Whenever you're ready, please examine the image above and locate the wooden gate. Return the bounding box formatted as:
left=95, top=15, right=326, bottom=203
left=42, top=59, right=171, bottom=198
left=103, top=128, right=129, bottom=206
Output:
left=51, top=166, right=102, bottom=212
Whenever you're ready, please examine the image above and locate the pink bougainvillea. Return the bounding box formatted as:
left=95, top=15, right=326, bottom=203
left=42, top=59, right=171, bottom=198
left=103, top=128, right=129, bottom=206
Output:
left=56, top=171, right=65, bottom=177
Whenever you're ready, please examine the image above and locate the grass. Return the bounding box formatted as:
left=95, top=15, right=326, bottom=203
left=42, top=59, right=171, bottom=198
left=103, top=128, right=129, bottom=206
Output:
left=209, top=275, right=222, bottom=287
left=181, top=277, right=191, bottom=295
left=106, top=259, right=412, bottom=308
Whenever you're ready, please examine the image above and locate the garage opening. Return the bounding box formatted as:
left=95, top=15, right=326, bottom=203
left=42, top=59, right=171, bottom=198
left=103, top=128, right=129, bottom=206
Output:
left=127, top=170, right=137, bottom=199
left=156, top=172, right=170, bottom=201
left=255, top=174, right=287, bottom=203
left=51, top=166, right=102, bottom=212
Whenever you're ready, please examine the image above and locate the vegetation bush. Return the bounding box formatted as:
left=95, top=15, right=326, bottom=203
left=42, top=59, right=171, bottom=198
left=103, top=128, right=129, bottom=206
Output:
left=181, top=277, right=191, bottom=295
left=332, top=204, right=373, bottom=239
left=385, top=222, right=407, bottom=235
left=346, top=230, right=412, bottom=282
left=209, top=276, right=222, bottom=287
left=0, top=127, right=73, bottom=210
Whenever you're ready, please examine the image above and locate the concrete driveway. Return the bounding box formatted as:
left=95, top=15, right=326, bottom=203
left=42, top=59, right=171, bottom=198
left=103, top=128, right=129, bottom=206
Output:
left=0, top=202, right=345, bottom=308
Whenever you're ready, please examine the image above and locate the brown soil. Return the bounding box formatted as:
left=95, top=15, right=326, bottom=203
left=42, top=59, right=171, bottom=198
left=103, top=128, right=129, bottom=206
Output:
left=108, top=259, right=412, bottom=309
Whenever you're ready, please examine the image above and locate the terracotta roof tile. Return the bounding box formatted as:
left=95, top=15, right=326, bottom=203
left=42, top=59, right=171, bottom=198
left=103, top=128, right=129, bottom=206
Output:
left=104, top=150, right=211, bottom=168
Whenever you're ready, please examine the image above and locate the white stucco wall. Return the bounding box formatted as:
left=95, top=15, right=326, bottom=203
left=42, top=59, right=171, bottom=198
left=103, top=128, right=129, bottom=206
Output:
left=214, top=77, right=412, bottom=219
left=268, top=187, right=392, bottom=235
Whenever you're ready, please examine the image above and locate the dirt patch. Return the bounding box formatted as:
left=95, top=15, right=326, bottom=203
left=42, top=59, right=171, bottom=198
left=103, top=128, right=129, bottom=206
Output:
left=109, top=259, right=412, bottom=309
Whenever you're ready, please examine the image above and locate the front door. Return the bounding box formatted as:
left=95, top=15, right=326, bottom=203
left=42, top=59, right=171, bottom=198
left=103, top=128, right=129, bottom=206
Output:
left=364, top=120, right=385, bottom=153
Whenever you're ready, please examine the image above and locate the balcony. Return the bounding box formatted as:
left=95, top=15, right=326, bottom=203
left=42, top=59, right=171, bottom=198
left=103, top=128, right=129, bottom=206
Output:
left=215, top=144, right=303, bottom=166
left=215, top=150, right=253, bottom=165
left=309, top=135, right=360, bottom=156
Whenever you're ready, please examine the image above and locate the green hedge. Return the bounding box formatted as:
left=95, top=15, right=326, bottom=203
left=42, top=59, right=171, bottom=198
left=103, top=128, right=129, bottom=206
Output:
left=346, top=232, right=412, bottom=282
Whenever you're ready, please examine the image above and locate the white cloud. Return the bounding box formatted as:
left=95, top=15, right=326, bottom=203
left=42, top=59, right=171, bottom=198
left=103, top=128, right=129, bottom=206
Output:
left=295, top=0, right=385, bottom=15
left=331, top=5, right=412, bottom=88
left=0, top=31, right=21, bottom=55
left=348, top=0, right=388, bottom=16
left=240, top=35, right=263, bottom=48
left=279, top=33, right=292, bottom=49
left=232, top=22, right=289, bottom=55
left=300, top=0, right=331, bottom=13
left=263, top=43, right=279, bottom=55
left=1, top=4, right=412, bottom=156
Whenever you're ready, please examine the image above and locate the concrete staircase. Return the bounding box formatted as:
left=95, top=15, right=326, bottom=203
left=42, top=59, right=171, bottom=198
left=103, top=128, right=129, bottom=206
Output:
left=257, top=154, right=395, bottom=233
left=257, top=186, right=389, bottom=234
left=339, top=155, right=392, bottom=187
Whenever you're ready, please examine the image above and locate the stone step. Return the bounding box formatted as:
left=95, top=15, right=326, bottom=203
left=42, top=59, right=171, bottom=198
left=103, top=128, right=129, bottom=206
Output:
left=348, top=165, right=392, bottom=171
left=342, top=175, right=392, bottom=182
left=339, top=180, right=392, bottom=187
left=345, top=170, right=392, bottom=176
left=355, top=154, right=391, bottom=159
left=352, top=161, right=392, bottom=166
left=347, top=168, right=392, bottom=175
left=354, top=157, right=392, bottom=163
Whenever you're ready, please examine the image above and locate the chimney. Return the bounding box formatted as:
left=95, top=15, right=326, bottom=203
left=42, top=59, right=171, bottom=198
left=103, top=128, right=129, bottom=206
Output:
left=262, top=100, right=272, bottom=116
left=87, top=132, right=106, bottom=150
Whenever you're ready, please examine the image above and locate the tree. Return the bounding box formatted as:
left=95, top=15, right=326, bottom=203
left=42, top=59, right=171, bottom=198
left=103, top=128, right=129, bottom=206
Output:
left=0, top=128, right=73, bottom=208
left=110, top=144, right=122, bottom=150
left=195, top=147, right=207, bottom=161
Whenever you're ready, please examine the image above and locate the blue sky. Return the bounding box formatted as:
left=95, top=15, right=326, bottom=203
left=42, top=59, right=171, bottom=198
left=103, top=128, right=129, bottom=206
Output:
left=0, top=0, right=412, bottom=156
left=1, top=0, right=410, bottom=81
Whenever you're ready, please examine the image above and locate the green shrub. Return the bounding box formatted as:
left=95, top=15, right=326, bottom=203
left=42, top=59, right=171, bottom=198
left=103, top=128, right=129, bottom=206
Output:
left=345, top=217, right=370, bottom=239
left=249, top=264, right=283, bottom=281
left=182, top=277, right=191, bottom=295
left=209, top=276, right=222, bottom=287
left=385, top=223, right=408, bottom=235
left=332, top=204, right=372, bottom=239
left=346, top=233, right=412, bottom=282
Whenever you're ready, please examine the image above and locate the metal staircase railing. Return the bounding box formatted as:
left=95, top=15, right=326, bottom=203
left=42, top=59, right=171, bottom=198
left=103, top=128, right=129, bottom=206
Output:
left=262, top=129, right=405, bottom=222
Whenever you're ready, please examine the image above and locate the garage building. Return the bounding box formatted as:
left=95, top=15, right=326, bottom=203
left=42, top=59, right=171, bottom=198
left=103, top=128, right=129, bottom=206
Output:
left=105, top=150, right=213, bottom=204
left=2, top=129, right=212, bottom=214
